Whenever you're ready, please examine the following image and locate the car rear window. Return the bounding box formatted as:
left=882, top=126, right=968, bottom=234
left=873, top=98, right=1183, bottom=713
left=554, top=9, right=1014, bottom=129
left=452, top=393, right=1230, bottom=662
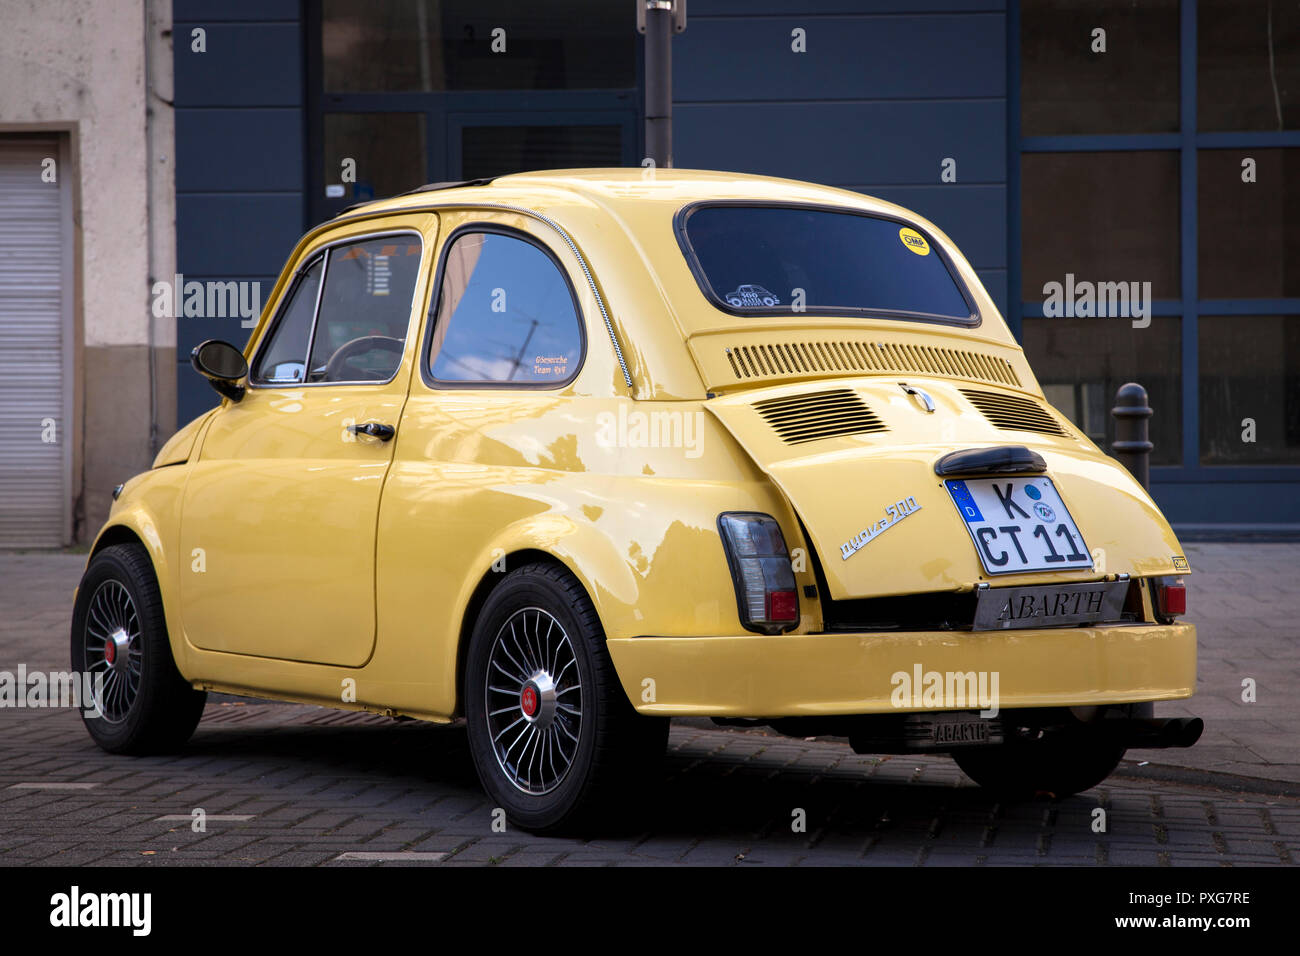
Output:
left=678, top=204, right=976, bottom=324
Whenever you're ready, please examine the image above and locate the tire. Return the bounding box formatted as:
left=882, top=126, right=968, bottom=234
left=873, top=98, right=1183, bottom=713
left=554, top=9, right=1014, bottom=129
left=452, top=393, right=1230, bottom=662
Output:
left=952, top=732, right=1126, bottom=799
left=70, top=543, right=207, bottom=754
left=464, top=562, right=669, bottom=834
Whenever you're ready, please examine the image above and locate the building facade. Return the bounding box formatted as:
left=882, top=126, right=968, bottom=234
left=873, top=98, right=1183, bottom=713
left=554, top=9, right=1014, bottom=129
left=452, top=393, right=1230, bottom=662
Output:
left=1, top=0, right=1296, bottom=544
left=0, top=0, right=175, bottom=546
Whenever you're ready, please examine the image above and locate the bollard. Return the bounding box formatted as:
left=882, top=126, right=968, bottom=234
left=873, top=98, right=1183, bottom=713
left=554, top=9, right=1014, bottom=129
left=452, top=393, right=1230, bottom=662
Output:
left=1111, top=382, right=1153, bottom=490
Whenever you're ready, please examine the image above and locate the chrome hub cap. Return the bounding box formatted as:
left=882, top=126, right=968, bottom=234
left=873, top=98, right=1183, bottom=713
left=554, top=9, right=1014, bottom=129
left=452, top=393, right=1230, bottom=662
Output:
left=519, top=671, right=558, bottom=729
left=484, top=608, right=582, bottom=795
left=83, top=581, right=142, bottom=723
left=105, top=628, right=131, bottom=674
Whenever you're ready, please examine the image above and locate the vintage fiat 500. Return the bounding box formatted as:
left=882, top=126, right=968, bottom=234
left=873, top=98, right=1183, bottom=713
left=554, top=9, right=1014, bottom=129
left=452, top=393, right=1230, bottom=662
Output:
left=73, top=169, right=1200, bottom=832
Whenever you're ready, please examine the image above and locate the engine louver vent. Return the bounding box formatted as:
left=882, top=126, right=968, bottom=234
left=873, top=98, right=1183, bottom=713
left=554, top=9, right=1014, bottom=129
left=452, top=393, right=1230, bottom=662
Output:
left=724, top=340, right=1021, bottom=387
left=960, top=388, right=1072, bottom=438
left=754, top=389, right=887, bottom=445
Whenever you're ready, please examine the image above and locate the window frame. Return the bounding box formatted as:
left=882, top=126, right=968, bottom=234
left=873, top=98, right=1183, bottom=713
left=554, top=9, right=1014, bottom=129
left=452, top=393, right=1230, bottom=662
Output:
left=248, top=227, right=426, bottom=389
left=672, top=200, right=982, bottom=329
left=1010, top=0, right=1300, bottom=480
left=419, top=221, right=588, bottom=390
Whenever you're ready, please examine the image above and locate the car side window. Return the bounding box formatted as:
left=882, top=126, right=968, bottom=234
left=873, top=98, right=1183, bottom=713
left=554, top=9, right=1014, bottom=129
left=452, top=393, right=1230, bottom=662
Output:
left=427, top=230, right=583, bottom=385
left=306, top=235, right=423, bottom=383
left=250, top=257, right=322, bottom=385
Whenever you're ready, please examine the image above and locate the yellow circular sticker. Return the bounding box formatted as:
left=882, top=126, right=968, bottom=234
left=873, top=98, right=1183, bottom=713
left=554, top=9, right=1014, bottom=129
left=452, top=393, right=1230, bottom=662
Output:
left=899, top=227, right=930, bottom=256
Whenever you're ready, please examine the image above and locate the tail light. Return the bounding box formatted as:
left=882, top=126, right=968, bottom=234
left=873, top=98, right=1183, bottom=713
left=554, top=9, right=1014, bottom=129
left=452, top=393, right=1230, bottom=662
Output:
left=717, top=513, right=800, bottom=634
left=1152, top=576, right=1186, bottom=622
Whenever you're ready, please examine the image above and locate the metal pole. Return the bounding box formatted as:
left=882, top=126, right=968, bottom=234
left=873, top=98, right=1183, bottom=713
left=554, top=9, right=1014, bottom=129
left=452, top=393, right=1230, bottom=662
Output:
left=1112, top=382, right=1153, bottom=490
left=644, top=0, right=673, bottom=167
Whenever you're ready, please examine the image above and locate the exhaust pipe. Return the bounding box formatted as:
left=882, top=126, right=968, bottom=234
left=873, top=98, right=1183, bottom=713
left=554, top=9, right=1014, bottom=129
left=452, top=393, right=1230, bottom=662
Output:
left=1108, top=716, right=1204, bottom=749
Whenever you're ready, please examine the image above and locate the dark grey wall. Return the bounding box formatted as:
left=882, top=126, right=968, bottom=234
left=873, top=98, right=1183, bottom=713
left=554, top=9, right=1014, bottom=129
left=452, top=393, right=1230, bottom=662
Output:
left=173, top=0, right=306, bottom=427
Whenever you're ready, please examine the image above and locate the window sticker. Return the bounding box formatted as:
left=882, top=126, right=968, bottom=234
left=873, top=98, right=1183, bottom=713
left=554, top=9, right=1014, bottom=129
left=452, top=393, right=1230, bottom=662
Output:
left=366, top=253, right=391, bottom=296
left=532, top=355, right=570, bottom=377
left=723, top=284, right=780, bottom=308
left=899, top=227, right=930, bottom=256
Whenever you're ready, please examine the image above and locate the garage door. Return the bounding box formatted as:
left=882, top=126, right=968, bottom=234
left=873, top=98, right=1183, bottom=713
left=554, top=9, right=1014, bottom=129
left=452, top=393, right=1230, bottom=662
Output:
left=0, top=135, right=72, bottom=546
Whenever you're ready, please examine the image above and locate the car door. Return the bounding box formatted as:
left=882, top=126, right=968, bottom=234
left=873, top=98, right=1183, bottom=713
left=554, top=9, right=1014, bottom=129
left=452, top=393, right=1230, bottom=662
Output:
left=179, top=216, right=437, bottom=666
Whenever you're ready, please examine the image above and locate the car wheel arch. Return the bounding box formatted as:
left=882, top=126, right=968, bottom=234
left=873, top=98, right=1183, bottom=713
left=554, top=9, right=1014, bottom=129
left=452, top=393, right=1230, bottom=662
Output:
left=85, top=519, right=196, bottom=678
left=451, top=548, right=599, bottom=719
left=89, top=514, right=171, bottom=584
left=89, top=523, right=146, bottom=561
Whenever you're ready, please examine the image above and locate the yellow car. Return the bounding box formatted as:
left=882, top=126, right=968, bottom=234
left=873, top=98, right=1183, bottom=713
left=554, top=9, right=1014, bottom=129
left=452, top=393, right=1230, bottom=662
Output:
left=73, top=169, right=1200, bottom=833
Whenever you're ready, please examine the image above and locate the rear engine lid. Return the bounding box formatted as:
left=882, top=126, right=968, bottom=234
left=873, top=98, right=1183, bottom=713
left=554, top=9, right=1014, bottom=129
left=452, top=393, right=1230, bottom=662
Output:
left=705, top=378, right=1187, bottom=600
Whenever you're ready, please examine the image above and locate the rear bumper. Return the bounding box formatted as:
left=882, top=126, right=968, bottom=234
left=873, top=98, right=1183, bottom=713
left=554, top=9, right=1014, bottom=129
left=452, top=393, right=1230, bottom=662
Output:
left=607, top=622, right=1196, bottom=718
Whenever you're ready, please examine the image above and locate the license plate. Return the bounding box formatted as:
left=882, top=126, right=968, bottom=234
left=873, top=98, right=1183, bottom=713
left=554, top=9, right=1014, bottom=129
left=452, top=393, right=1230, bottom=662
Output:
left=972, top=581, right=1128, bottom=630
left=945, top=476, right=1092, bottom=575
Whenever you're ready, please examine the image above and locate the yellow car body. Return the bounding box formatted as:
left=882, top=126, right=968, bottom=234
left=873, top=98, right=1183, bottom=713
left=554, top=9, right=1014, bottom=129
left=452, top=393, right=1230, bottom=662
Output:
left=81, top=169, right=1197, bottom=824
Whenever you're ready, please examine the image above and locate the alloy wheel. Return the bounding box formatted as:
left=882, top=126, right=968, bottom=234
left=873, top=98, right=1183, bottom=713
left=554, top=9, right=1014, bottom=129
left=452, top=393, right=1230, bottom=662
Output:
left=82, top=580, right=143, bottom=723
left=483, top=607, right=583, bottom=795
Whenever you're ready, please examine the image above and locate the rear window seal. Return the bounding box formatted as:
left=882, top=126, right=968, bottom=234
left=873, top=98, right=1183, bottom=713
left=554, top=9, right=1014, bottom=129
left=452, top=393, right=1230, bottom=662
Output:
left=672, top=200, right=982, bottom=329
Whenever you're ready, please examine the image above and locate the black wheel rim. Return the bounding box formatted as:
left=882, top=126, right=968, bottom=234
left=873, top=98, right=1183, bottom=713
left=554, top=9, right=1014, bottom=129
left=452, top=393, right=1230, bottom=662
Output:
left=483, top=607, right=583, bottom=795
left=82, top=580, right=142, bottom=723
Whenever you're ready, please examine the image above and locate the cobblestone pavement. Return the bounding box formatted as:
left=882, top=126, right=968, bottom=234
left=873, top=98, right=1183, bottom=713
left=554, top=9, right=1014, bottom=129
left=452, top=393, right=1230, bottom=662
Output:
left=1, top=548, right=1297, bottom=866
left=1153, top=542, right=1300, bottom=783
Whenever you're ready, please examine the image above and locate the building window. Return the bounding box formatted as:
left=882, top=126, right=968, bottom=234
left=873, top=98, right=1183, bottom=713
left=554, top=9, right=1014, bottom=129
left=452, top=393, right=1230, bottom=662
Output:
left=323, top=114, right=427, bottom=205
left=310, top=0, right=638, bottom=223
left=1020, top=0, right=1180, bottom=135
left=1197, top=147, right=1299, bottom=299
left=460, top=124, right=623, bottom=180
left=1020, top=151, right=1180, bottom=301
left=322, top=0, right=635, bottom=93
left=1198, top=0, right=1300, bottom=131
left=1199, top=315, right=1300, bottom=464
left=1018, top=0, right=1300, bottom=492
left=1025, top=316, right=1183, bottom=466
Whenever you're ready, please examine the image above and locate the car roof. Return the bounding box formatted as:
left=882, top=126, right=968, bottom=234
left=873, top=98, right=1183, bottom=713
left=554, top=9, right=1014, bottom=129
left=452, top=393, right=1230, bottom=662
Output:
left=343, top=167, right=907, bottom=218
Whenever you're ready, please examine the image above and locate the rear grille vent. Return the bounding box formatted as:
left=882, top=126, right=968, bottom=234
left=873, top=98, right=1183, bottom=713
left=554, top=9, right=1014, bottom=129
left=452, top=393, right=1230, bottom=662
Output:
left=754, top=389, right=886, bottom=445
left=960, top=388, right=1072, bottom=437
left=724, top=340, right=1020, bottom=387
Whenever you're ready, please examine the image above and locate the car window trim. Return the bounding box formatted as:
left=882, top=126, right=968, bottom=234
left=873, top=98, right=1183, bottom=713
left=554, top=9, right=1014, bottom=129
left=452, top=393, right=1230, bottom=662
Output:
left=419, top=221, right=588, bottom=391
left=672, top=200, right=982, bottom=329
left=248, top=228, right=427, bottom=390
left=298, top=249, right=330, bottom=385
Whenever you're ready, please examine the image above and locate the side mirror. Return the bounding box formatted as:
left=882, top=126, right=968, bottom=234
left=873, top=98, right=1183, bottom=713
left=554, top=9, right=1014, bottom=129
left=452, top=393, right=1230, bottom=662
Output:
left=191, top=340, right=249, bottom=402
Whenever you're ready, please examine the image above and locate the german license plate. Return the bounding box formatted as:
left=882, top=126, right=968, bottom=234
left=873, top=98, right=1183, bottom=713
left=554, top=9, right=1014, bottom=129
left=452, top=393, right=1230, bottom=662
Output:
left=972, top=581, right=1129, bottom=630
left=945, top=476, right=1092, bottom=575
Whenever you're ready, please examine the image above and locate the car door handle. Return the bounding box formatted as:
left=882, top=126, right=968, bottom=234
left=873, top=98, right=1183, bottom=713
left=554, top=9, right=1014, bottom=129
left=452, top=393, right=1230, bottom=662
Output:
left=348, top=422, right=395, bottom=441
